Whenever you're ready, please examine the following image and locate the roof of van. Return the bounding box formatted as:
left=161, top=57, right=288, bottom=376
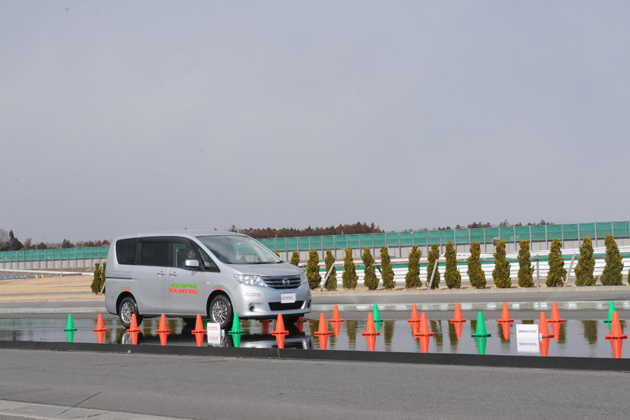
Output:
left=112, top=230, right=247, bottom=241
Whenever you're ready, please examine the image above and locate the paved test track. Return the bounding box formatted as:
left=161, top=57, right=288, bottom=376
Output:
left=1, top=349, right=630, bottom=420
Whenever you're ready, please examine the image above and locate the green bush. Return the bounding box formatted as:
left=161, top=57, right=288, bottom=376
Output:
left=467, top=242, right=486, bottom=289
left=362, top=247, right=379, bottom=290
left=444, top=241, right=461, bottom=289
left=517, top=240, right=535, bottom=287
left=342, top=248, right=358, bottom=289
left=324, top=249, right=337, bottom=291
left=380, top=246, right=395, bottom=289
left=546, top=238, right=566, bottom=287
left=492, top=240, right=511, bottom=288
left=91, top=262, right=102, bottom=294
left=306, top=250, right=321, bottom=290
left=405, top=245, right=422, bottom=288
left=575, top=236, right=596, bottom=286
left=273, top=251, right=280, bottom=258
left=426, top=243, right=440, bottom=289
left=601, top=235, right=624, bottom=286
left=290, top=251, right=300, bottom=266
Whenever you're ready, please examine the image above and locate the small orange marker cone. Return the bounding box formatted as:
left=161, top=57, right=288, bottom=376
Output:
left=272, top=314, right=289, bottom=349
left=155, top=314, right=171, bottom=346
left=94, top=314, right=108, bottom=344
left=314, top=313, right=333, bottom=350
left=539, top=338, right=550, bottom=357
left=408, top=304, right=421, bottom=335
left=605, top=311, right=628, bottom=340
left=419, top=335, right=431, bottom=353
left=414, top=312, right=435, bottom=338
left=498, top=302, right=514, bottom=323
left=539, top=312, right=553, bottom=339
left=549, top=302, right=564, bottom=324
left=362, top=313, right=380, bottom=352
left=191, top=314, right=206, bottom=347
left=450, top=303, right=466, bottom=324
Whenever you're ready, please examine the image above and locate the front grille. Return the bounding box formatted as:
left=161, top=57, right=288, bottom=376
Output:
left=262, top=275, right=301, bottom=289
left=269, top=301, right=304, bottom=311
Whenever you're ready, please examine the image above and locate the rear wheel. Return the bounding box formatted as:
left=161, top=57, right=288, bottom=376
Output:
left=208, top=295, right=233, bottom=329
left=118, top=296, right=143, bottom=329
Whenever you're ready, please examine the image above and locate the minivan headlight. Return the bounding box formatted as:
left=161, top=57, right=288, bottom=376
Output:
left=300, top=271, right=307, bottom=285
left=234, top=274, right=267, bottom=287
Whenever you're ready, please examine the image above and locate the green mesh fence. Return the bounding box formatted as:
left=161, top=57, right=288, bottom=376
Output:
left=470, top=229, right=484, bottom=244
left=515, top=226, right=530, bottom=242
left=413, top=231, right=427, bottom=245
left=440, top=230, right=454, bottom=244
left=335, top=235, right=347, bottom=249
left=387, top=233, right=399, bottom=247
left=614, top=222, right=630, bottom=238
left=563, top=224, right=578, bottom=240
left=298, top=237, right=310, bottom=250
left=547, top=225, right=562, bottom=240
left=348, top=235, right=360, bottom=248
left=373, top=233, right=385, bottom=247
left=499, top=227, right=514, bottom=242
left=427, top=231, right=440, bottom=245
left=456, top=229, right=469, bottom=244
left=322, top=236, right=334, bottom=250
left=286, top=238, right=297, bottom=251
left=531, top=226, right=546, bottom=241
left=579, top=224, right=595, bottom=239
left=400, top=232, right=413, bottom=246
left=597, top=222, right=613, bottom=239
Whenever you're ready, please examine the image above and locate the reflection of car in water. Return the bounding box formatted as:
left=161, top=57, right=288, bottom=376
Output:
left=117, top=323, right=313, bottom=349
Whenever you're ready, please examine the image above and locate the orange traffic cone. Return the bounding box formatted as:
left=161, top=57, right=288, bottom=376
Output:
left=610, top=338, right=624, bottom=358
left=605, top=311, right=628, bottom=340
left=501, top=323, right=511, bottom=341
left=539, top=338, right=550, bottom=357
left=419, top=335, right=431, bottom=354
left=156, top=314, right=171, bottom=346
left=498, top=302, right=514, bottom=323
left=260, top=319, right=273, bottom=335
left=191, top=314, right=206, bottom=347
left=539, top=312, right=553, bottom=339
left=408, top=304, right=421, bottom=335
left=549, top=302, right=565, bottom=324
left=272, top=314, right=289, bottom=349
left=450, top=303, right=466, bottom=324
left=362, top=313, right=380, bottom=351
left=94, top=314, right=108, bottom=344
left=453, top=322, right=463, bottom=339
left=314, top=313, right=333, bottom=350
left=296, top=316, right=307, bottom=333
left=414, top=312, right=435, bottom=338
left=127, top=314, right=141, bottom=345
left=330, top=305, right=344, bottom=337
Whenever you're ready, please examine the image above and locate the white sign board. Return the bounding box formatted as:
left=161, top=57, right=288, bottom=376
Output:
left=516, top=324, right=540, bottom=353
left=206, top=322, right=222, bottom=346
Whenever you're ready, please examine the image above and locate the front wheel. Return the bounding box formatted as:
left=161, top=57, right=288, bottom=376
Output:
left=118, top=296, right=143, bottom=329
left=208, top=295, right=233, bottom=329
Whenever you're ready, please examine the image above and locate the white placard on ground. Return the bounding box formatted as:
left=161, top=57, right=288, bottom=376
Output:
left=207, top=322, right=222, bottom=345
left=516, top=324, right=540, bottom=353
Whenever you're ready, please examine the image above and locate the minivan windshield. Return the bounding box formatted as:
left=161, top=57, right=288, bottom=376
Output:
left=197, top=235, right=282, bottom=265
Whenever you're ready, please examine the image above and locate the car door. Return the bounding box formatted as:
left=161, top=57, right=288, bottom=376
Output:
left=135, top=238, right=170, bottom=315
left=167, top=238, right=206, bottom=315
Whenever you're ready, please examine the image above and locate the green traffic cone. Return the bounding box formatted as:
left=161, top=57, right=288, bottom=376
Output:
left=373, top=304, right=383, bottom=333
left=228, top=314, right=244, bottom=336
left=232, top=334, right=241, bottom=348
left=66, top=330, right=75, bottom=343
left=471, top=312, right=491, bottom=337
left=604, top=301, right=616, bottom=327
left=64, top=314, right=77, bottom=332
left=475, top=336, right=488, bottom=355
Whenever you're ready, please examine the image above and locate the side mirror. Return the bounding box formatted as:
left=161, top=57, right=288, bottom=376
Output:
left=185, top=259, right=200, bottom=268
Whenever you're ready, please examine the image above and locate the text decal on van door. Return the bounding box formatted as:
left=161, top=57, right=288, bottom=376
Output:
left=169, top=283, right=199, bottom=294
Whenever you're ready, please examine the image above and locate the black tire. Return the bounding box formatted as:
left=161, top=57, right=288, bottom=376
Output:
left=283, top=315, right=303, bottom=325
left=118, top=296, right=143, bottom=329
left=208, top=294, right=233, bottom=329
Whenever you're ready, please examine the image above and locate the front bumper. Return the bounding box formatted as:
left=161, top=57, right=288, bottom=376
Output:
left=234, top=282, right=312, bottom=319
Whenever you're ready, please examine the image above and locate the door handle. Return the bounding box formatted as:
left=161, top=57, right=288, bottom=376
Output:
left=157, top=271, right=166, bottom=276
left=170, top=272, right=178, bottom=277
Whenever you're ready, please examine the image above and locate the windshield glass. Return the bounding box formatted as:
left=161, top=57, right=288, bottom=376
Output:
left=196, top=235, right=282, bottom=265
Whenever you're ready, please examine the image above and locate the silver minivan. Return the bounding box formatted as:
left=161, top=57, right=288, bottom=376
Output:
left=105, top=230, right=311, bottom=329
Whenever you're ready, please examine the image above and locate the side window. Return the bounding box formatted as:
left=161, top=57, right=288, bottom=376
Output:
left=196, top=246, right=220, bottom=272
left=172, top=242, right=198, bottom=270
left=139, top=242, right=169, bottom=267
left=116, top=238, right=137, bottom=265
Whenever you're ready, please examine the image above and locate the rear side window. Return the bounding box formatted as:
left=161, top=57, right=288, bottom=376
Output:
left=139, top=242, right=170, bottom=267
left=116, top=239, right=138, bottom=265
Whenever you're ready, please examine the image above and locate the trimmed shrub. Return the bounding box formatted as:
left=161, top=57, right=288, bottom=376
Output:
left=517, top=240, right=535, bottom=287
left=380, top=246, right=395, bottom=289
left=362, top=247, right=379, bottom=290
left=468, top=242, right=486, bottom=289
left=306, top=250, right=321, bottom=290
left=492, top=240, right=511, bottom=288
left=91, top=262, right=103, bottom=294
left=601, top=235, right=624, bottom=286
left=324, top=249, right=337, bottom=291
left=444, top=241, right=461, bottom=289
left=273, top=251, right=280, bottom=258
left=342, top=248, right=358, bottom=289
left=290, top=251, right=300, bottom=266
left=546, top=238, right=566, bottom=287
left=405, top=245, right=422, bottom=288
left=426, top=243, right=440, bottom=289
left=575, top=236, right=596, bottom=286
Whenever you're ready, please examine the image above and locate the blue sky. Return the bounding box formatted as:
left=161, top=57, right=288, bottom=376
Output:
left=1, top=1, right=629, bottom=242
